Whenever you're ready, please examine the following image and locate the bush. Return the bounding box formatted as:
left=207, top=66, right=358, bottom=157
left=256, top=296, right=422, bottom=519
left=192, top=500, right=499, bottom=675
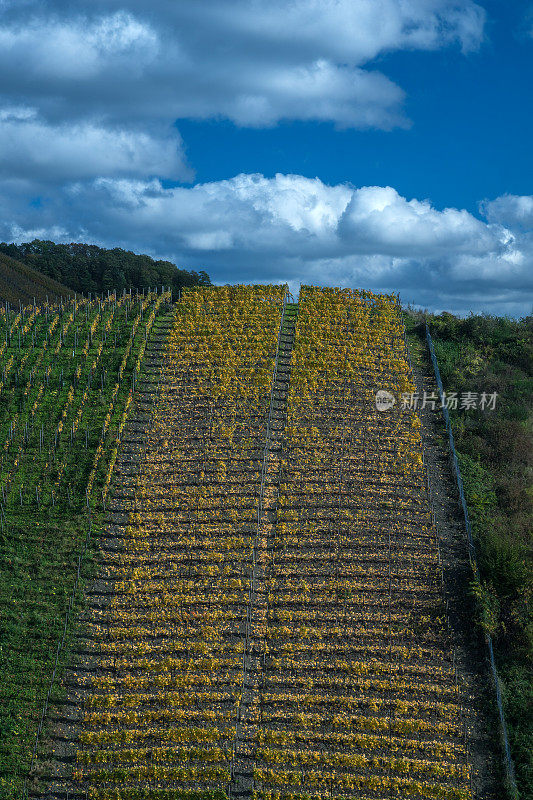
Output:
left=417, top=309, right=532, bottom=794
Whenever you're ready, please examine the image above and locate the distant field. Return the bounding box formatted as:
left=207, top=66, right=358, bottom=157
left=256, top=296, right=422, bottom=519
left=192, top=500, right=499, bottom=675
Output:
left=0, top=252, right=73, bottom=306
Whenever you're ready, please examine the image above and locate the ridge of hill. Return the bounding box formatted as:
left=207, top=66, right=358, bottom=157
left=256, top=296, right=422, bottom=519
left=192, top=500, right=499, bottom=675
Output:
left=0, top=251, right=74, bottom=305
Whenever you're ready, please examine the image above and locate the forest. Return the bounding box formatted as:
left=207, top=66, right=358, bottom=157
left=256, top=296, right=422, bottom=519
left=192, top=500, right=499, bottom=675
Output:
left=0, top=240, right=211, bottom=297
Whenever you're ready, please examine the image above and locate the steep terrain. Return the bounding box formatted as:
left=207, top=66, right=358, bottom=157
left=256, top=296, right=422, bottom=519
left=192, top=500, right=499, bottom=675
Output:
left=0, top=252, right=73, bottom=305
left=0, top=285, right=501, bottom=800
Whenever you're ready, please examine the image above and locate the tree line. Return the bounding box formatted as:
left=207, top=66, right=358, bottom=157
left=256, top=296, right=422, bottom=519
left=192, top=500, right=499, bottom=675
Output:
left=0, top=240, right=211, bottom=297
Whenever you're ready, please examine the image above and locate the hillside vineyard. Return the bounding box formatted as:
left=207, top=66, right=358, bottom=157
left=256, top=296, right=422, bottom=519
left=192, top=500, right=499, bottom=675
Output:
left=46, top=286, right=479, bottom=799
left=0, top=290, right=171, bottom=799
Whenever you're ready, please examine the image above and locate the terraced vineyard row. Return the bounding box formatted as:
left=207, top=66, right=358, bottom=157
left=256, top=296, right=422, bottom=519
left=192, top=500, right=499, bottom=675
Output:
left=256, top=287, right=471, bottom=800
left=0, top=290, right=171, bottom=799
left=26, top=285, right=493, bottom=800
left=61, top=285, right=289, bottom=799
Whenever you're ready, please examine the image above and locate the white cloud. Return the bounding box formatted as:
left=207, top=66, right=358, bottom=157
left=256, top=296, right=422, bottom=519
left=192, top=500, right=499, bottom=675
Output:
left=9, top=222, right=70, bottom=243
left=182, top=0, right=485, bottom=64
left=211, top=61, right=407, bottom=130
left=1, top=173, right=530, bottom=316
left=0, top=11, right=158, bottom=81
left=226, top=173, right=352, bottom=234
left=78, top=172, right=506, bottom=261
left=184, top=231, right=234, bottom=251
left=0, top=1, right=526, bottom=317
left=0, top=1, right=487, bottom=190
left=481, top=194, right=533, bottom=229
left=0, top=1, right=484, bottom=130
left=0, top=115, right=192, bottom=182
left=339, top=186, right=504, bottom=255
left=0, top=106, right=37, bottom=121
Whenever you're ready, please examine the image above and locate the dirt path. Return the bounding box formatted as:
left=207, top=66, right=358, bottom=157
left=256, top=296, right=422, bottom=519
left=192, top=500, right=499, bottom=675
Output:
left=229, top=302, right=297, bottom=799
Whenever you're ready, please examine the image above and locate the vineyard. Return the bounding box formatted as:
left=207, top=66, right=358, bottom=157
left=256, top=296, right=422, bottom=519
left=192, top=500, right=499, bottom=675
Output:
left=255, top=288, right=473, bottom=800
left=0, top=285, right=497, bottom=799
left=0, top=289, right=171, bottom=799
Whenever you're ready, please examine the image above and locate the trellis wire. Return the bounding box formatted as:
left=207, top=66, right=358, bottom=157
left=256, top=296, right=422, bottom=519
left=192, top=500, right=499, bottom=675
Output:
left=425, top=321, right=517, bottom=799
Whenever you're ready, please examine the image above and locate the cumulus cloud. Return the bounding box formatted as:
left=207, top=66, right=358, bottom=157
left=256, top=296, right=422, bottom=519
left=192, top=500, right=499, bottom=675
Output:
left=0, top=1, right=484, bottom=131
left=0, top=0, right=488, bottom=195
left=0, top=112, right=192, bottom=182
left=338, top=186, right=502, bottom=255
left=481, top=194, right=533, bottom=230
left=1, top=174, right=531, bottom=316
left=70, top=174, right=509, bottom=263
left=0, top=2, right=526, bottom=316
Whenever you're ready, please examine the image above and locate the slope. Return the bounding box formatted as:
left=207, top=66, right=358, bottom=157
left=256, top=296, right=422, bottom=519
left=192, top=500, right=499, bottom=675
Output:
left=0, top=290, right=171, bottom=800
left=0, top=252, right=74, bottom=306
left=0, top=240, right=211, bottom=297
left=24, top=285, right=499, bottom=800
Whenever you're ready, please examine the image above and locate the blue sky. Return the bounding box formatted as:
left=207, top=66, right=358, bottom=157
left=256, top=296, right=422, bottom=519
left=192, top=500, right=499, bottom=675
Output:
left=0, top=0, right=531, bottom=315
left=179, top=1, right=533, bottom=215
